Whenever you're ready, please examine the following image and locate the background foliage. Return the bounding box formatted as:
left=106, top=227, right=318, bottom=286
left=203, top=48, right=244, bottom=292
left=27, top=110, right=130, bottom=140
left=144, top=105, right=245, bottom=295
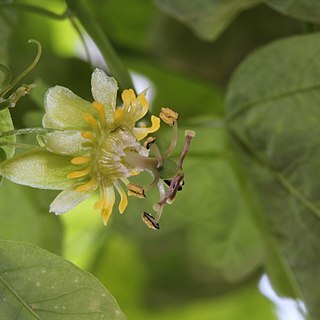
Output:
left=0, top=0, right=319, bottom=319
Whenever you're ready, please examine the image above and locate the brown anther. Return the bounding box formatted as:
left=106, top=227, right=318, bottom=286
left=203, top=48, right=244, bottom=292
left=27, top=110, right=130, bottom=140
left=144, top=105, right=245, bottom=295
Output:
left=127, top=183, right=146, bottom=198
left=159, top=107, right=179, bottom=126
left=141, top=212, right=159, bottom=230
left=144, top=136, right=156, bottom=150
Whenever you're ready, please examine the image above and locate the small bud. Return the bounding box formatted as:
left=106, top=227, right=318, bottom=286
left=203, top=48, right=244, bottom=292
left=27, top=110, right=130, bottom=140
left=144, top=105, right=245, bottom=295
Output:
left=144, top=136, right=156, bottom=149
left=141, top=212, right=159, bottom=230
left=159, top=107, right=179, bottom=126
left=127, top=183, right=145, bottom=198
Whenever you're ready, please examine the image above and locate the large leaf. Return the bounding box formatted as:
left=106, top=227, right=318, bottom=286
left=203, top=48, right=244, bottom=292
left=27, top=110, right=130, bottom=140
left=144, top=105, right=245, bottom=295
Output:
left=226, top=33, right=320, bottom=319
left=261, top=0, right=320, bottom=24
left=153, top=0, right=258, bottom=41
left=0, top=239, right=126, bottom=320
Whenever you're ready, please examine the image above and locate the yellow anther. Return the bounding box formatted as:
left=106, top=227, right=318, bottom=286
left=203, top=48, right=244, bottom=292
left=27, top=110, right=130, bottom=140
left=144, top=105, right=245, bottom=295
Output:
left=121, top=89, right=131, bottom=108
left=102, top=207, right=112, bottom=225
left=144, top=136, right=156, bottom=149
left=133, top=116, right=161, bottom=141
left=137, top=93, right=148, bottom=109
left=141, top=212, right=159, bottom=230
left=113, top=107, right=124, bottom=123
left=127, top=183, right=145, bottom=198
left=128, top=89, right=136, bottom=104
left=159, top=107, right=179, bottom=126
left=122, top=88, right=137, bottom=110
left=71, top=156, right=92, bottom=165
left=81, top=131, right=96, bottom=142
left=67, top=166, right=92, bottom=179
left=83, top=112, right=100, bottom=132
left=92, top=101, right=106, bottom=126
left=94, top=198, right=106, bottom=210
left=150, top=116, right=160, bottom=132
left=76, top=178, right=97, bottom=192
left=114, top=181, right=128, bottom=214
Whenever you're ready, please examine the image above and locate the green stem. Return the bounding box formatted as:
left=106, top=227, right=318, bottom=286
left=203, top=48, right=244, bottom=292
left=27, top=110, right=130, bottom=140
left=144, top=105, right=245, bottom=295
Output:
left=0, top=128, right=57, bottom=139
left=66, top=0, right=134, bottom=90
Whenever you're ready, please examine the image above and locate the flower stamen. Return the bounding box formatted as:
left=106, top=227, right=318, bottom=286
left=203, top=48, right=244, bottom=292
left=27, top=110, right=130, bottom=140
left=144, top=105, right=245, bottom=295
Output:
left=81, top=131, right=97, bottom=143
left=133, top=115, right=160, bottom=141
left=71, top=156, right=92, bottom=165
left=128, top=183, right=146, bottom=198
left=144, top=136, right=156, bottom=150
left=159, top=107, right=179, bottom=126
left=113, top=180, right=128, bottom=213
left=92, top=101, right=106, bottom=127
left=83, top=112, right=100, bottom=132
left=113, top=107, right=124, bottom=124
left=141, top=212, right=160, bottom=230
left=67, top=166, right=92, bottom=179
left=76, top=178, right=97, bottom=192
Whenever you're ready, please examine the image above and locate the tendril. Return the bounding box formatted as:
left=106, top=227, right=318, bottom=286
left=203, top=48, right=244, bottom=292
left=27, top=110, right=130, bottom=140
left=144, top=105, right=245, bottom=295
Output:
left=0, top=39, right=42, bottom=97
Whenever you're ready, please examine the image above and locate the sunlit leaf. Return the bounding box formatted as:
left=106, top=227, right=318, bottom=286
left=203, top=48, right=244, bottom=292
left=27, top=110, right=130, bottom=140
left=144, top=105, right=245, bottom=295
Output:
left=153, top=0, right=258, bottom=41
left=226, top=33, right=320, bottom=320
left=261, top=0, right=320, bottom=24
left=0, top=239, right=126, bottom=320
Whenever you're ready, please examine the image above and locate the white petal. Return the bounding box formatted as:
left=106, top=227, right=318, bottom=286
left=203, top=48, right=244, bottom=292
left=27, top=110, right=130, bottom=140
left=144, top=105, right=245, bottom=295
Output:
left=43, top=86, right=92, bottom=130
left=50, top=186, right=92, bottom=214
left=40, top=130, right=90, bottom=156
left=91, top=68, right=118, bottom=110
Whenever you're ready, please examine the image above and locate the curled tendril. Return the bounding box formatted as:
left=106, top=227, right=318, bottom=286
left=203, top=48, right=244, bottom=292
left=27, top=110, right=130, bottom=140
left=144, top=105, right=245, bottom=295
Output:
left=0, top=39, right=42, bottom=98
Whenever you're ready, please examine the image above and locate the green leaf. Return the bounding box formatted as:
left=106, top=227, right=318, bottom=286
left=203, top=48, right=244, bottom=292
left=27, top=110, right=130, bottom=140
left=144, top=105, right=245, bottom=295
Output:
left=0, top=181, right=63, bottom=254
left=0, top=239, right=126, bottom=319
left=153, top=0, right=259, bottom=41
left=172, top=128, right=264, bottom=282
left=127, top=58, right=224, bottom=118
left=226, top=33, right=320, bottom=319
left=261, top=0, right=320, bottom=24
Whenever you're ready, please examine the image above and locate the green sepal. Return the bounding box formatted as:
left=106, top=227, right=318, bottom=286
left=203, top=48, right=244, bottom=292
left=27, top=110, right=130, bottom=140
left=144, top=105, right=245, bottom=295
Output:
left=0, top=148, right=76, bottom=190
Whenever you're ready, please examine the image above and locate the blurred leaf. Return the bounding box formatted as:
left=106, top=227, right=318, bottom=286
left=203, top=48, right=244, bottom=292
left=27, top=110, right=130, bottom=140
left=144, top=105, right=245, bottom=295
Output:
left=127, top=58, right=224, bottom=118
left=0, top=239, right=126, bottom=320
left=123, top=122, right=264, bottom=292
left=153, top=0, right=259, bottom=41
left=88, top=0, right=156, bottom=51
left=168, top=124, right=264, bottom=282
left=265, top=240, right=296, bottom=298
left=261, top=0, right=320, bottom=24
left=0, top=181, right=63, bottom=254
left=90, top=233, right=149, bottom=314
left=137, top=282, right=275, bottom=320
left=226, top=33, right=320, bottom=319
